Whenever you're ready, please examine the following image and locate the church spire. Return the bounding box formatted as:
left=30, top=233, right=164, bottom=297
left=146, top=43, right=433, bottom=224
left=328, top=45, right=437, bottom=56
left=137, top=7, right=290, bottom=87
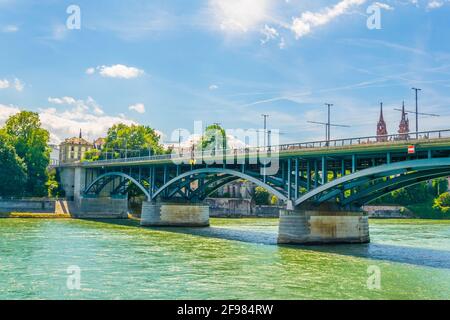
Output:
left=79, top=129, right=82, bottom=139
left=398, top=101, right=410, bottom=140
left=377, top=102, right=388, bottom=142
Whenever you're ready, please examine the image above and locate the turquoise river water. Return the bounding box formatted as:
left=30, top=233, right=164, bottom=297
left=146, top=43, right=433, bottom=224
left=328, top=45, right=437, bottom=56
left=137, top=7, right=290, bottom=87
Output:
left=0, top=218, right=449, bottom=299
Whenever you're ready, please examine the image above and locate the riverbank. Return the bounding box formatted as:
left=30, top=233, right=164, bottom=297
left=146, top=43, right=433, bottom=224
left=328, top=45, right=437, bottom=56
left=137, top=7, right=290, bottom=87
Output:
left=0, top=212, right=71, bottom=219
left=407, top=199, right=450, bottom=219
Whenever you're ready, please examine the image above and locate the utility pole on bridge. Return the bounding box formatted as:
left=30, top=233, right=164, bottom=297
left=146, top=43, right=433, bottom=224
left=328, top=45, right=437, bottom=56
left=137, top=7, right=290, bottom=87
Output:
left=262, top=114, right=269, bottom=149
left=394, top=88, right=439, bottom=140
left=307, top=103, right=350, bottom=145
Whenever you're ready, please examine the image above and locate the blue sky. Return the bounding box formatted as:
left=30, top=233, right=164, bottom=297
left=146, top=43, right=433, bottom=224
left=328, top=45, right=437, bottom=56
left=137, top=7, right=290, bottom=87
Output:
left=1, top=0, right=450, bottom=144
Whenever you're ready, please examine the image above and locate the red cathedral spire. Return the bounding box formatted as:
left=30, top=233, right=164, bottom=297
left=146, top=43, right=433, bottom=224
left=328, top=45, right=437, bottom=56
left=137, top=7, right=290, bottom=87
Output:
left=398, top=101, right=410, bottom=140
left=377, top=102, right=388, bottom=142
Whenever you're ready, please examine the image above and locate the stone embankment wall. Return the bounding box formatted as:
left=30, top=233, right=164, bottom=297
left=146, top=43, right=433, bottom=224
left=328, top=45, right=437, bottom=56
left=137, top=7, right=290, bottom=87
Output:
left=0, top=198, right=128, bottom=219
left=205, top=198, right=281, bottom=217
left=363, top=205, right=412, bottom=218
left=0, top=199, right=56, bottom=213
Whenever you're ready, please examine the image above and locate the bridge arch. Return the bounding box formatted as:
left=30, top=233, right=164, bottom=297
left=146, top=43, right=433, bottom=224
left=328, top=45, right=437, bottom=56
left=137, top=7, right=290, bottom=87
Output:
left=84, top=172, right=151, bottom=200
left=151, top=168, right=288, bottom=202
left=294, top=158, right=450, bottom=208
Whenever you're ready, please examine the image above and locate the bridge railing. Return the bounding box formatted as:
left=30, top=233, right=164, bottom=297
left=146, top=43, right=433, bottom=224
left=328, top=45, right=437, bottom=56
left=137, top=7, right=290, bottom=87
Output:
left=82, top=129, right=450, bottom=166
left=277, top=129, right=450, bottom=151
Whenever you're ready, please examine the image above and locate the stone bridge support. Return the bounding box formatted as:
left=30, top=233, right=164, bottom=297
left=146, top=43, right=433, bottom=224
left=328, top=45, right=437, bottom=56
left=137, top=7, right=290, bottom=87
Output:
left=278, top=203, right=369, bottom=244
left=140, top=202, right=210, bottom=227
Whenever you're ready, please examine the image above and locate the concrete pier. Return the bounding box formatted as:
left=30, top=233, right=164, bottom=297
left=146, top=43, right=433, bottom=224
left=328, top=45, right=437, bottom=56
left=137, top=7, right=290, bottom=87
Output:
left=140, top=202, right=210, bottom=227
left=278, top=207, right=369, bottom=244
left=73, top=196, right=129, bottom=219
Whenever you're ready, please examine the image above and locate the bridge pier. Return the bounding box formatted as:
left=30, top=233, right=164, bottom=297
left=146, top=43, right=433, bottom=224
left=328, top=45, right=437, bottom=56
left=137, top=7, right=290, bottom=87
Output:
left=278, top=204, right=369, bottom=245
left=140, top=202, right=210, bottom=227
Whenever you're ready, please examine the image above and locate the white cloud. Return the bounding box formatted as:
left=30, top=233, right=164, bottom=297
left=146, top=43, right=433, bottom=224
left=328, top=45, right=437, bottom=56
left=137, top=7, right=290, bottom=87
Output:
left=48, top=96, right=77, bottom=105
left=260, top=24, right=279, bottom=44
left=279, top=37, right=286, bottom=49
left=85, top=67, right=96, bottom=75
left=2, top=25, right=18, bottom=33
left=373, top=2, right=394, bottom=10
left=209, top=84, right=219, bottom=90
left=0, top=102, right=136, bottom=144
left=291, top=0, right=367, bottom=39
left=14, top=78, right=24, bottom=91
left=89, top=64, right=145, bottom=79
left=0, top=79, right=9, bottom=89
left=0, top=104, right=20, bottom=123
left=208, top=0, right=272, bottom=33
left=128, top=103, right=146, bottom=114
left=48, top=96, right=104, bottom=115
left=427, top=1, right=444, bottom=9
left=0, top=78, right=25, bottom=91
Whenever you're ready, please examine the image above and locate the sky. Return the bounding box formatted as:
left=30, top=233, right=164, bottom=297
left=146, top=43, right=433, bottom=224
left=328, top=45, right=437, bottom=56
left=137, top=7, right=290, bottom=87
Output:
left=1, top=0, right=450, bottom=145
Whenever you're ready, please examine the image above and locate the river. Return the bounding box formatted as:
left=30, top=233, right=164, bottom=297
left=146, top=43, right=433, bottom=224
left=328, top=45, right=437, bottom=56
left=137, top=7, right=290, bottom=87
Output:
left=0, top=218, right=449, bottom=299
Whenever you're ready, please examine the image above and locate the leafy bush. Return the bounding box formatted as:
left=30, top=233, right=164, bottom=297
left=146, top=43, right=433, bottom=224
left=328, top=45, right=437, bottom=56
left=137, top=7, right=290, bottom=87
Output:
left=270, top=195, right=279, bottom=206
left=433, top=192, right=450, bottom=213
left=254, top=187, right=270, bottom=205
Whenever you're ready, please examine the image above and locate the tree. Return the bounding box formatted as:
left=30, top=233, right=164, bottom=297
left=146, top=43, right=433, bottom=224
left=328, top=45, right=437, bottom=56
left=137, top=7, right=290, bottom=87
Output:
left=200, top=124, right=227, bottom=152
left=46, top=168, right=66, bottom=198
left=432, top=178, right=448, bottom=196
left=104, top=123, right=165, bottom=158
left=5, top=111, right=50, bottom=196
left=433, top=192, right=450, bottom=214
left=0, top=130, right=27, bottom=197
left=254, top=186, right=270, bottom=205
left=83, top=149, right=101, bottom=162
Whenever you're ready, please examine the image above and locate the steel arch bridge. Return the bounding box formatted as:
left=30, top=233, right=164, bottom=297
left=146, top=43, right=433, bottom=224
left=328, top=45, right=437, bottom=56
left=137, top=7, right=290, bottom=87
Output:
left=78, top=131, right=450, bottom=210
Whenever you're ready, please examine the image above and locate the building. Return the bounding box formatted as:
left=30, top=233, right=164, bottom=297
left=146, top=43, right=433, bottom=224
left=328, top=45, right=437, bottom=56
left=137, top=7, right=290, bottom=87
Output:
left=94, top=137, right=106, bottom=150
left=398, top=101, right=410, bottom=140
left=49, top=144, right=60, bottom=166
left=376, top=103, right=388, bottom=142
left=59, top=130, right=94, bottom=164
left=218, top=180, right=255, bottom=199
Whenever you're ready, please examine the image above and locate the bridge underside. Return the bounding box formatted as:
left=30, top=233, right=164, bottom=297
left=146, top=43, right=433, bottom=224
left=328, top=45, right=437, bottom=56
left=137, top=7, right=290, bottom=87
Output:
left=82, top=158, right=450, bottom=211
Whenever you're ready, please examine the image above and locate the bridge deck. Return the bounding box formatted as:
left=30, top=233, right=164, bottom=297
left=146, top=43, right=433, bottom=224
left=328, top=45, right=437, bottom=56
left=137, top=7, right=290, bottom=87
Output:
left=60, top=136, right=450, bottom=169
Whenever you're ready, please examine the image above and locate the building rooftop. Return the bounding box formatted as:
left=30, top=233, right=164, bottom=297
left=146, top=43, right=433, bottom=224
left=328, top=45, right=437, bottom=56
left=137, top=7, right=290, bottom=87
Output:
left=61, top=137, right=93, bottom=146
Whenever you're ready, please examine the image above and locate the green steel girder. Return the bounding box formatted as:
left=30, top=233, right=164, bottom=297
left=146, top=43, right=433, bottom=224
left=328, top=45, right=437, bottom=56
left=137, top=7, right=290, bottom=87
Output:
left=358, top=171, right=450, bottom=205
left=84, top=172, right=151, bottom=200
left=342, top=169, right=450, bottom=206
left=151, top=168, right=289, bottom=201
left=294, top=158, right=450, bottom=207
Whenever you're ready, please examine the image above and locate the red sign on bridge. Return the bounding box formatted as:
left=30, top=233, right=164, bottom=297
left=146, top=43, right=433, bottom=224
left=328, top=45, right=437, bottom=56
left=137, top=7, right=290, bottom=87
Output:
left=408, top=145, right=416, bottom=154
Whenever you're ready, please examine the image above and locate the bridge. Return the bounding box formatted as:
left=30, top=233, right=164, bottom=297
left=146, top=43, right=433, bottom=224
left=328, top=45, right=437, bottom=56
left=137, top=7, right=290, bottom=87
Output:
left=58, top=129, right=450, bottom=244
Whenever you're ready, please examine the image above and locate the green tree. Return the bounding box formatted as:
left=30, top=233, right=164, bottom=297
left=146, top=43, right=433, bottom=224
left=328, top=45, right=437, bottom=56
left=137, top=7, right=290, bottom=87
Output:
left=433, top=192, right=450, bottom=214
left=46, top=168, right=65, bottom=198
left=104, top=123, right=165, bottom=158
left=82, top=149, right=101, bottom=162
left=0, top=130, right=27, bottom=197
left=432, top=178, right=448, bottom=196
left=5, top=111, right=50, bottom=196
left=254, top=186, right=270, bottom=205
left=200, top=124, right=227, bottom=151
